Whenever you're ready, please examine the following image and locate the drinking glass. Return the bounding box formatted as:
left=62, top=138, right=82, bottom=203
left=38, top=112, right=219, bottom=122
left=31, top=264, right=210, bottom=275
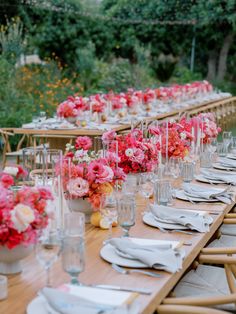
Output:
left=180, top=161, right=195, bottom=183
left=61, top=236, right=85, bottom=285
left=154, top=179, right=171, bottom=206
left=216, top=142, right=227, bottom=157
left=117, top=194, right=136, bottom=237
left=168, top=157, right=181, bottom=179
left=200, top=146, right=213, bottom=168
left=64, top=212, right=85, bottom=237
left=139, top=173, right=153, bottom=210
left=222, top=131, right=232, bottom=153
left=100, top=195, right=118, bottom=243
left=35, top=229, right=61, bottom=287
left=230, top=137, right=236, bottom=154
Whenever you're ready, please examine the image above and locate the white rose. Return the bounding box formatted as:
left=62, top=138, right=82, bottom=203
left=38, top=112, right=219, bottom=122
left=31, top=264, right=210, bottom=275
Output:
left=3, top=166, right=18, bottom=177
left=11, top=204, right=35, bottom=232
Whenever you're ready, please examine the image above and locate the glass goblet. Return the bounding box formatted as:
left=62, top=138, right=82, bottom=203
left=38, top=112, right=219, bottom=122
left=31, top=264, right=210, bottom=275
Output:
left=35, top=229, right=61, bottom=287
left=139, top=173, right=153, bottom=211
left=61, top=236, right=85, bottom=285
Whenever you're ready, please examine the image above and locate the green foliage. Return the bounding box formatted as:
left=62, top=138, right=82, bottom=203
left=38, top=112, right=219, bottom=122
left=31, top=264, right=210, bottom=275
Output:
left=170, top=66, right=203, bottom=84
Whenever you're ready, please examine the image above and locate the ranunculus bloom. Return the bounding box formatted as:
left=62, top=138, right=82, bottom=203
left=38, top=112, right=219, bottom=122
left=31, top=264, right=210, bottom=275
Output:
left=67, top=177, right=89, bottom=197
left=0, top=173, right=14, bottom=188
left=10, top=204, right=35, bottom=232
left=95, top=165, right=114, bottom=184
left=75, top=136, right=92, bottom=150
left=130, top=148, right=144, bottom=163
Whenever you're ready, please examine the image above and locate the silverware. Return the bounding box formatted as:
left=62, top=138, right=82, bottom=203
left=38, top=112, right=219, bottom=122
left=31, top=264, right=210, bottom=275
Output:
left=112, top=263, right=162, bottom=278
left=91, top=284, right=152, bottom=295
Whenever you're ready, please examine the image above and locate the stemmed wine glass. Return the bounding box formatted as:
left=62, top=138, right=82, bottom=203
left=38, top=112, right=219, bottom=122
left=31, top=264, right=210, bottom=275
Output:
left=100, top=195, right=118, bottom=244
left=61, top=236, right=85, bottom=285
left=35, top=228, right=61, bottom=287
left=139, top=173, right=153, bottom=211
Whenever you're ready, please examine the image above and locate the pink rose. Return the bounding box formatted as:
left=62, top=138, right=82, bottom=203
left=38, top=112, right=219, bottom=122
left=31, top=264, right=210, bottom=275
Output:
left=67, top=177, right=89, bottom=197
left=102, top=130, right=117, bottom=144
left=75, top=136, right=92, bottom=150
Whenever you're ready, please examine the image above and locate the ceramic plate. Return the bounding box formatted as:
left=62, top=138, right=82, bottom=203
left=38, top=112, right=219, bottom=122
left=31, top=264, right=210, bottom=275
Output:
left=226, top=154, right=236, bottom=160
left=143, top=212, right=187, bottom=230
left=175, top=190, right=219, bottom=202
left=212, top=163, right=236, bottom=171
left=195, top=174, right=224, bottom=184
left=27, top=296, right=53, bottom=314
left=100, top=238, right=182, bottom=268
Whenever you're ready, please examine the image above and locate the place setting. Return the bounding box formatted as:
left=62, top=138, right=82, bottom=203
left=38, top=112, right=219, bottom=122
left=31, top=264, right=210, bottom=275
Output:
left=27, top=212, right=141, bottom=314
left=197, top=168, right=236, bottom=186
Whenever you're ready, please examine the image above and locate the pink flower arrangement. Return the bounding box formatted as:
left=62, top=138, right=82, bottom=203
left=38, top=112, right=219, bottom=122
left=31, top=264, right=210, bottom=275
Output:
left=103, top=129, right=159, bottom=174
left=0, top=174, right=53, bottom=249
left=75, top=136, right=92, bottom=150
left=62, top=136, right=126, bottom=210
left=57, top=98, right=78, bottom=118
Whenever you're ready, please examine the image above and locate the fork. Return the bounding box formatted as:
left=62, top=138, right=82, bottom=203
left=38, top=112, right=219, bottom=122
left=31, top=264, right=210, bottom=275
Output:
left=112, top=263, right=162, bottom=278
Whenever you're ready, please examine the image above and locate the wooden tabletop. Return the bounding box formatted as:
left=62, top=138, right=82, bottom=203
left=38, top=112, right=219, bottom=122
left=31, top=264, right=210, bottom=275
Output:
left=1, top=177, right=235, bottom=314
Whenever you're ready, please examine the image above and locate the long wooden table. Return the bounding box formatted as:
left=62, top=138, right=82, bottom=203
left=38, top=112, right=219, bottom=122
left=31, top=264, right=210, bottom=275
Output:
left=1, top=178, right=236, bottom=314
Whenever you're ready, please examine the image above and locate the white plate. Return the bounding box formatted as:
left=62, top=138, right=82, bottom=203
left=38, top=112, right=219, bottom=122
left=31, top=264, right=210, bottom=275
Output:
left=100, top=238, right=182, bottom=268
left=143, top=212, right=187, bottom=230
left=175, top=190, right=218, bottom=202
left=27, top=296, right=51, bottom=314
left=212, top=163, right=236, bottom=171
left=195, top=174, right=224, bottom=184
left=226, top=154, right=236, bottom=160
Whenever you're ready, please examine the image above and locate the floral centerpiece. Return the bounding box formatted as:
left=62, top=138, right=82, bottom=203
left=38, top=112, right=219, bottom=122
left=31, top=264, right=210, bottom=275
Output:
left=102, top=129, right=159, bottom=174
left=0, top=173, right=53, bottom=249
left=3, top=165, right=28, bottom=184
left=62, top=136, right=126, bottom=215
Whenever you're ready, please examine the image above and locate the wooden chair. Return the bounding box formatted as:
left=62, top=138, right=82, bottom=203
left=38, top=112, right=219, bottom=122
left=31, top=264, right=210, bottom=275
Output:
left=32, top=134, right=77, bottom=151
left=157, top=304, right=228, bottom=314
left=161, top=250, right=236, bottom=312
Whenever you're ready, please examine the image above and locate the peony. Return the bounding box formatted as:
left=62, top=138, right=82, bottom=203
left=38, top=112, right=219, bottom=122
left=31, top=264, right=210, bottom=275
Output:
left=67, top=177, right=89, bottom=197
left=95, top=165, right=114, bottom=184
left=10, top=204, right=35, bottom=232
left=102, top=130, right=117, bottom=144
left=75, top=136, right=92, bottom=150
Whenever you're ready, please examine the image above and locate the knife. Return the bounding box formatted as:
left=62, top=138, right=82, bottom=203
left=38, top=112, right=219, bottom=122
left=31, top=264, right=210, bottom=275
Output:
left=91, top=284, right=152, bottom=295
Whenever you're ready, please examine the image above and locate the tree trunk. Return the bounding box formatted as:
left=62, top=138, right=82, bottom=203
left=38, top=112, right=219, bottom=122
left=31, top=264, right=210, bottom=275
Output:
left=207, top=51, right=217, bottom=81
left=216, top=32, right=234, bottom=81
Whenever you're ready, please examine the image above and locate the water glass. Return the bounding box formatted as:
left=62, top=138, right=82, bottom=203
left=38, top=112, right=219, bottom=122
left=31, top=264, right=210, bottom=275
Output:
left=180, top=161, right=195, bottom=183
left=35, top=229, right=61, bottom=287
left=64, top=212, right=85, bottom=237
left=168, top=157, right=181, bottom=179
left=117, top=195, right=136, bottom=237
left=122, top=174, right=138, bottom=194
left=139, top=173, right=153, bottom=210
left=154, top=179, right=171, bottom=206
left=222, top=131, right=232, bottom=154
left=200, top=149, right=213, bottom=168
left=62, top=236, right=85, bottom=285
left=100, top=195, right=118, bottom=243
left=230, top=137, right=236, bottom=154
left=216, top=142, right=227, bottom=157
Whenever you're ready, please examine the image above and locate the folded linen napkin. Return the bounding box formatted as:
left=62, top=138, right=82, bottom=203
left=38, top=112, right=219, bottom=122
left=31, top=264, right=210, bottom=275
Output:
left=183, top=183, right=231, bottom=203
left=109, top=238, right=183, bottom=273
left=150, top=204, right=212, bottom=232
left=201, top=169, right=236, bottom=185
left=219, top=157, right=236, bottom=168
left=41, top=287, right=114, bottom=314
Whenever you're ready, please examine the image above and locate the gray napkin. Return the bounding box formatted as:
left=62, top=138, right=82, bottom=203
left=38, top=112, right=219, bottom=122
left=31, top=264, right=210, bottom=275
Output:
left=151, top=204, right=212, bottom=232
left=41, top=287, right=114, bottom=314
left=183, top=183, right=232, bottom=204
left=201, top=169, right=236, bottom=185
left=109, top=238, right=183, bottom=273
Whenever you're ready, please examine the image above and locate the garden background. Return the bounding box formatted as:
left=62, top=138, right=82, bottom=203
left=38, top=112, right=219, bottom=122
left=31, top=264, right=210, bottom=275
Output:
left=0, top=0, right=235, bottom=137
